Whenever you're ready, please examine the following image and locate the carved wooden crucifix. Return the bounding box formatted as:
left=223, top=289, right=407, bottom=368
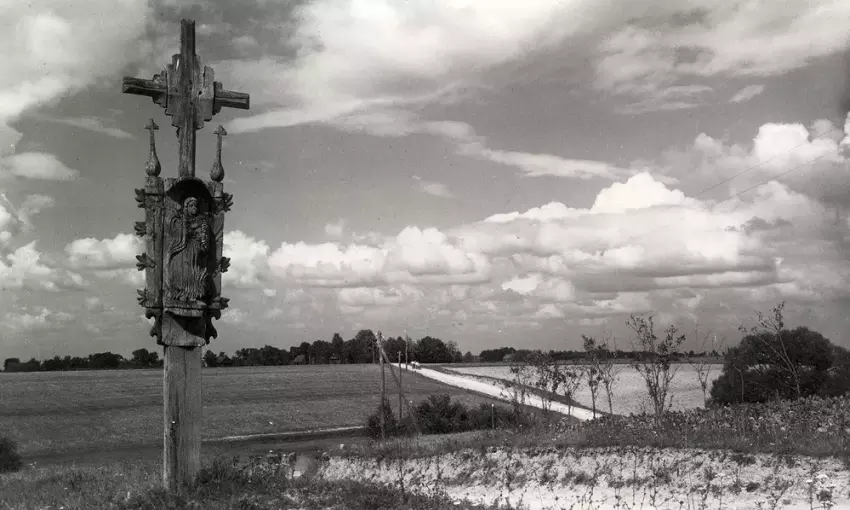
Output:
left=123, top=18, right=248, bottom=493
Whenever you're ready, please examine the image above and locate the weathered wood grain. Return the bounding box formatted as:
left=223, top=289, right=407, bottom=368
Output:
left=122, top=17, right=250, bottom=493
left=163, top=344, right=202, bottom=492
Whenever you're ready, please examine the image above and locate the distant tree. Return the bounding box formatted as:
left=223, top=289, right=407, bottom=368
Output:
left=203, top=349, right=218, bottom=368
left=3, top=358, right=20, bottom=371
left=710, top=303, right=849, bottom=404
left=581, top=335, right=609, bottom=417
left=627, top=314, right=685, bottom=420
left=415, top=336, right=452, bottom=363
left=446, top=340, right=463, bottom=363
left=88, top=352, right=123, bottom=370
left=292, top=354, right=308, bottom=365
left=462, top=351, right=476, bottom=363
left=216, top=352, right=233, bottom=367
left=131, top=348, right=159, bottom=368
left=331, top=333, right=345, bottom=361
left=479, top=347, right=516, bottom=363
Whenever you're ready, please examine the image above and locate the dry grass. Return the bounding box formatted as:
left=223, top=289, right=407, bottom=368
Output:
left=0, top=364, right=506, bottom=457
left=0, top=453, right=513, bottom=510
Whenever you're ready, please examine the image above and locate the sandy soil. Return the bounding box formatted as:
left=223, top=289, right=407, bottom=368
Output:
left=413, top=366, right=598, bottom=421
left=319, top=446, right=850, bottom=509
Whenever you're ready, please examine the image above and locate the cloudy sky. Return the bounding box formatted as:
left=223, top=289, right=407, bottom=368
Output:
left=3, top=0, right=850, bottom=360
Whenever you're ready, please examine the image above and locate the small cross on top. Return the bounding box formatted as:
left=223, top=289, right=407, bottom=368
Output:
left=210, top=125, right=227, bottom=182
left=145, top=119, right=161, bottom=177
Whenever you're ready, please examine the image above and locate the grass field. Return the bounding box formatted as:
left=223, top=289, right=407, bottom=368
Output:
left=0, top=364, right=507, bottom=458
left=444, top=363, right=722, bottom=415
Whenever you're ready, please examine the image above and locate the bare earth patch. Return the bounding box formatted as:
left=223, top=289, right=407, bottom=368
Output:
left=319, top=445, right=850, bottom=509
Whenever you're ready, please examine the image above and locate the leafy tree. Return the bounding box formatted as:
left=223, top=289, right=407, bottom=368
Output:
left=414, top=336, right=452, bottom=363
left=479, top=347, right=516, bottom=362
left=3, top=358, right=20, bottom=371
left=627, top=314, right=685, bottom=419
left=203, top=349, right=218, bottom=368
left=131, top=348, right=159, bottom=368
left=710, top=303, right=849, bottom=404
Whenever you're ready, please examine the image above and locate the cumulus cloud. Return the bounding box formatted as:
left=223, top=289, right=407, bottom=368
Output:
left=66, top=233, right=142, bottom=270
left=3, top=307, right=74, bottom=331
left=223, top=230, right=270, bottom=288
left=269, top=226, right=491, bottom=287
left=0, top=242, right=57, bottom=291
left=0, top=0, right=150, bottom=183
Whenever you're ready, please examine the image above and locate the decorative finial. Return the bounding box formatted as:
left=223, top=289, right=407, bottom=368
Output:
left=144, top=119, right=161, bottom=176
left=210, top=125, right=227, bottom=182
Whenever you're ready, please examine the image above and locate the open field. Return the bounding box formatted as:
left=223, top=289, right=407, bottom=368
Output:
left=444, top=363, right=723, bottom=415
left=0, top=364, right=508, bottom=458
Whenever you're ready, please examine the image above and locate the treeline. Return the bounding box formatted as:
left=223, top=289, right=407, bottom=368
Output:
left=2, top=330, right=472, bottom=372
left=477, top=346, right=721, bottom=363
left=3, top=349, right=162, bottom=372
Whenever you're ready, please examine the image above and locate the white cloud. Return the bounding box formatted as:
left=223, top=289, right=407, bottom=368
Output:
left=29, top=114, right=134, bottom=139
left=324, top=219, right=347, bottom=239
left=269, top=226, right=491, bottom=287
left=0, top=0, right=150, bottom=186
left=3, top=307, right=73, bottom=331
left=595, top=2, right=850, bottom=106
left=413, top=175, right=454, bottom=198
left=223, top=230, right=270, bottom=288
left=0, top=241, right=56, bottom=291
left=66, top=233, right=142, bottom=270
left=2, top=152, right=78, bottom=180
left=729, top=84, right=765, bottom=103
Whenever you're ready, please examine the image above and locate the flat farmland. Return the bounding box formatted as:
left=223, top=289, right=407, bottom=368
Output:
left=444, top=363, right=722, bottom=415
left=0, top=364, right=505, bottom=457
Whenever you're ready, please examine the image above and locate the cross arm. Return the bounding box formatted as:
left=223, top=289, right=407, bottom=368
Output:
left=122, top=76, right=249, bottom=111
left=123, top=76, right=165, bottom=99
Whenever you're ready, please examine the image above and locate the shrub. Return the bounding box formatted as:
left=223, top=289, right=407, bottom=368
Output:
left=710, top=303, right=850, bottom=405
left=0, top=436, right=22, bottom=473
left=365, top=394, right=530, bottom=439
left=366, top=397, right=401, bottom=439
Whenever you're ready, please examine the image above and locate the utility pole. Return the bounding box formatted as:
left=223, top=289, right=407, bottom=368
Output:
left=398, top=351, right=403, bottom=423
left=378, top=331, right=386, bottom=439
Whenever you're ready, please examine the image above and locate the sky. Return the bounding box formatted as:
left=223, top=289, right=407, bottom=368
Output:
left=3, top=0, right=850, bottom=360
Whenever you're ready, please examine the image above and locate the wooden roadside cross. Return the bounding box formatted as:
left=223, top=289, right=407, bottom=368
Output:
left=124, top=18, right=249, bottom=493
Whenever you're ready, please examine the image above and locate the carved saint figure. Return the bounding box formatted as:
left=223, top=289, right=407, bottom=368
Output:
left=165, top=196, right=212, bottom=304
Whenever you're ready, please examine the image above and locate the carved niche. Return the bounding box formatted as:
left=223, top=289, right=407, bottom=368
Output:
left=162, top=177, right=222, bottom=317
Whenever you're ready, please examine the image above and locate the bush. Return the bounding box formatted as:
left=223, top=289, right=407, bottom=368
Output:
left=710, top=325, right=850, bottom=405
left=365, top=394, right=530, bottom=439
left=0, top=436, right=22, bottom=473
left=366, top=397, right=402, bottom=439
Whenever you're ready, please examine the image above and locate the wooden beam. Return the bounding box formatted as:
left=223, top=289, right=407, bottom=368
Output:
left=163, top=345, right=202, bottom=492
left=177, top=19, right=197, bottom=178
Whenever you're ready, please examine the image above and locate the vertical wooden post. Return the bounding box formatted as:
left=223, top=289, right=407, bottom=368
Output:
left=123, top=18, right=249, bottom=493
left=163, top=346, right=202, bottom=491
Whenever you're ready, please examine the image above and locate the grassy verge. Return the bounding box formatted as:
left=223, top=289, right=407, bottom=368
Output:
left=345, top=395, right=850, bottom=463
left=0, top=454, right=514, bottom=510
